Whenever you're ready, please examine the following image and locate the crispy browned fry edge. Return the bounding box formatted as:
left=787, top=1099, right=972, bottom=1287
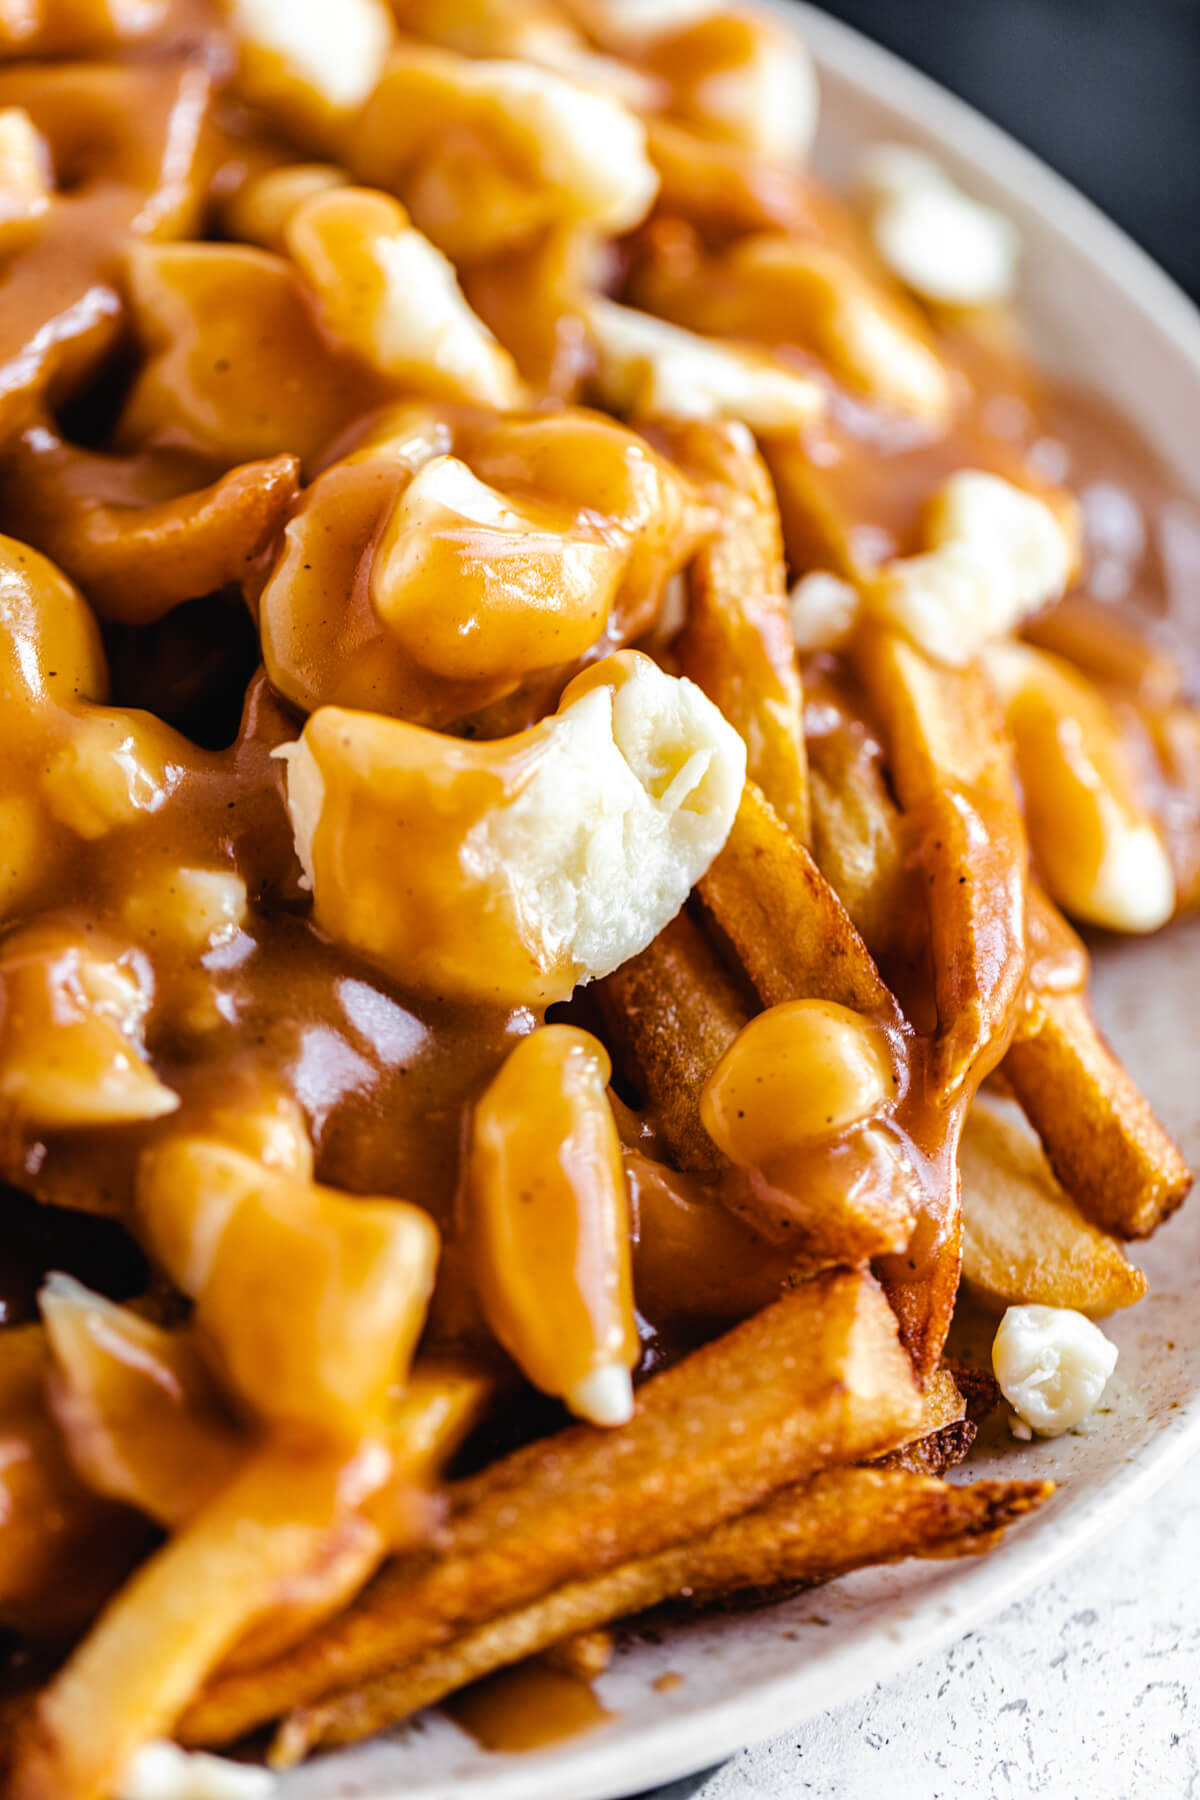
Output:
left=181, top=1269, right=922, bottom=1746
left=276, top=1469, right=1053, bottom=1761
left=852, top=631, right=1028, bottom=1095
left=652, top=420, right=810, bottom=844
left=597, top=910, right=748, bottom=1172
left=874, top=1364, right=970, bottom=1476
left=878, top=1420, right=977, bottom=1478
left=1006, top=987, right=1192, bottom=1239
left=698, top=782, right=899, bottom=1022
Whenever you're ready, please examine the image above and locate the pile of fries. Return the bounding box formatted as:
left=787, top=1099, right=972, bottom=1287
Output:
left=0, top=0, right=1194, bottom=1794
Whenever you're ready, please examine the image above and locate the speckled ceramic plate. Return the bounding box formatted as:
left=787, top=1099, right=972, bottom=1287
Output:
left=281, top=10, right=1200, bottom=1797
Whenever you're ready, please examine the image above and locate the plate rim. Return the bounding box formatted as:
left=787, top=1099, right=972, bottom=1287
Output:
left=286, top=10, right=1200, bottom=1797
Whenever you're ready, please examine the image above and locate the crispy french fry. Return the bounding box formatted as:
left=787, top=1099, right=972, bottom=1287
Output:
left=1005, top=985, right=1191, bottom=1239
left=696, top=781, right=963, bottom=1376
left=276, top=1467, right=1052, bottom=1760
left=875, top=1363, right=969, bottom=1476
left=698, top=782, right=898, bottom=1021
left=877, top=1419, right=977, bottom=1478
left=653, top=419, right=811, bottom=843
left=597, top=910, right=748, bottom=1173
left=10, top=1442, right=384, bottom=1800
left=181, top=1269, right=922, bottom=1746
left=961, top=1095, right=1148, bottom=1314
left=806, top=708, right=911, bottom=960
left=852, top=629, right=1028, bottom=1094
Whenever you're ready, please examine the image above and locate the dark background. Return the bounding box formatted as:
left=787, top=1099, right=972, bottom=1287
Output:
left=797, top=0, right=1200, bottom=301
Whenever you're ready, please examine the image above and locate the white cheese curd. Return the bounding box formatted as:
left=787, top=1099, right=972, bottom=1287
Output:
left=993, top=1304, right=1119, bottom=1438
left=857, top=140, right=1020, bottom=307
left=587, top=298, right=824, bottom=430
left=117, top=1740, right=275, bottom=1800
left=787, top=571, right=861, bottom=652
left=871, top=470, right=1075, bottom=663
left=227, top=0, right=393, bottom=114
left=468, top=60, right=659, bottom=235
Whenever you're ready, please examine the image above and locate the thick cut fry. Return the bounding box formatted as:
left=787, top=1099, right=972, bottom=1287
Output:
left=182, top=1270, right=921, bottom=1745
left=698, top=782, right=898, bottom=1022
left=806, top=708, right=911, bottom=961
left=696, top=782, right=960, bottom=1373
left=1005, top=986, right=1191, bottom=1240
left=653, top=419, right=810, bottom=842
left=10, top=1442, right=386, bottom=1800
left=875, top=1363, right=969, bottom=1476
left=597, top=909, right=749, bottom=1173
left=853, top=630, right=1028, bottom=1095
left=276, top=1467, right=1052, bottom=1759
left=961, top=1096, right=1148, bottom=1313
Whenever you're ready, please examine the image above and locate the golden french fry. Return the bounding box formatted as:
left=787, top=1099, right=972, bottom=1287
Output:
left=853, top=629, right=1028, bottom=1094
left=10, top=1441, right=386, bottom=1800
left=181, top=1269, right=922, bottom=1746
left=277, top=1466, right=1052, bottom=1760
left=651, top=419, right=811, bottom=842
left=597, top=909, right=749, bottom=1173
left=697, top=782, right=898, bottom=1021
left=961, top=1095, right=1148, bottom=1314
left=696, top=782, right=961, bottom=1372
left=806, top=695, right=911, bottom=960
left=1005, top=985, right=1192, bottom=1240
left=624, top=1148, right=804, bottom=1339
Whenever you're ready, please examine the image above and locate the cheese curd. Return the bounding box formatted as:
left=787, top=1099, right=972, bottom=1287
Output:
left=858, top=142, right=1020, bottom=308
left=118, top=1740, right=274, bottom=1799
left=225, top=0, right=394, bottom=141
left=281, top=650, right=746, bottom=1006
left=587, top=298, right=825, bottom=430
left=870, top=470, right=1077, bottom=664
left=285, top=187, right=524, bottom=409
left=984, top=640, right=1176, bottom=932
left=992, top=1304, right=1119, bottom=1437
left=0, top=108, right=52, bottom=251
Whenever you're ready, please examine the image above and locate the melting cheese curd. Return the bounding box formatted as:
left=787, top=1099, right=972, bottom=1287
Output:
left=118, top=1739, right=275, bottom=1799
left=281, top=650, right=745, bottom=1007
left=993, top=1304, right=1119, bottom=1438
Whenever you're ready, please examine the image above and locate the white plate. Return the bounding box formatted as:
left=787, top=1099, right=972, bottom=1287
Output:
left=278, top=10, right=1200, bottom=1797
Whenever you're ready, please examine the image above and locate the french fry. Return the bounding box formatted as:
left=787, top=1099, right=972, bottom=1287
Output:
left=181, top=1269, right=922, bottom=1746
left=276, top=1466, right=1052, bottom=1760
left=875, top=1364, right=971, bottom=1476
left=806, top=701, right=911, bottom=961
left=597, top=910, right=749, bottom=1173
left=696, top=781, right=962, bottom=1375
left=653, top=419, right=811, bottom=843
left=10, top=1441, right=386, bottom=1800
left=852, top=629, right=1028, bottom=1094
left=1005, top=985, right=1191, bottom=1239
left=697, top=782, right=899, bottom=1022
left=961, top=1095, right=1148, bottom=1314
